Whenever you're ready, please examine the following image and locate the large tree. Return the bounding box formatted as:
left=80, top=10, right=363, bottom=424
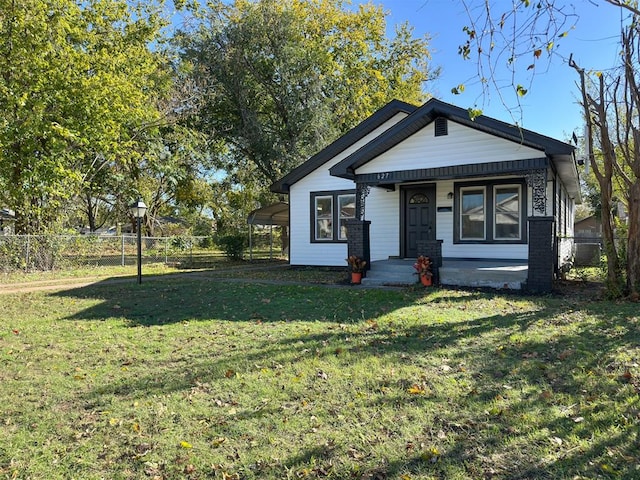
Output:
left=0, top=0, right=172, bottom=233
left=570, top=19, right=640, bottom=297
left=177, top=0, right=437, bottom=190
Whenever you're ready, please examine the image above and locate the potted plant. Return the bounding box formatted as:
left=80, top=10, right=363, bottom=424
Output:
left=413, top=255, right=433, bottom=286
left=346, top=255, right=367, bottom=284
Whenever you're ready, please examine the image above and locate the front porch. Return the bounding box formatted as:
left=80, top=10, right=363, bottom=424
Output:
left=360, top=258, right=529, bottom=290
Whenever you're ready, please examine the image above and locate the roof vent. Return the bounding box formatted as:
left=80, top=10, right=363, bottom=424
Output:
left=434, top=117, right=448, bottom=137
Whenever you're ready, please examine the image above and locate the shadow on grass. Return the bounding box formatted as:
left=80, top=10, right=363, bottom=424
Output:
left=55, top=274, right=479, bottom=325
left=53, top=277, right=640, bottom=478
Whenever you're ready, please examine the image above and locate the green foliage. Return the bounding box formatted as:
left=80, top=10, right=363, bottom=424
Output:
left=177, top=0, right=436, bottom=187
left=0, top=0, right=173, bottom=234
left=216, top=233, right=247, bottom=259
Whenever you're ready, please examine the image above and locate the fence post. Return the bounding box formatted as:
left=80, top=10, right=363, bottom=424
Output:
left=25, top=235, right=30, bottom=270
left=121, top=235, right=125, bottom=266
left=165, top=238, right=168, bottom=265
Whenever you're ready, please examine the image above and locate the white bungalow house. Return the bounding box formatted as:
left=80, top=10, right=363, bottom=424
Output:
left=271, top=99, right=580, bottom=292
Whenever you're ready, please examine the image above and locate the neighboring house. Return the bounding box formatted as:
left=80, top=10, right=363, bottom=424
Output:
left=574, top=215, right=602, bottom=243
left=271, top=99, right=580, bottom=292
left=0, top=208, right=15, bottom=235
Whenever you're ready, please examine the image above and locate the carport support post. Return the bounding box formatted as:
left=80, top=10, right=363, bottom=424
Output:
left=269, top=224, right=273, bottom=260
left=527, top=216, right=554, bottom=293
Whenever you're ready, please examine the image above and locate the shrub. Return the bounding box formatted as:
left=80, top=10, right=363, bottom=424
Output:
left=217, top=234, right=247, bottom=260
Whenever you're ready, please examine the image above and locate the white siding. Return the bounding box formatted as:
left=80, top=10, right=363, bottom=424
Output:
left=434, top=179, right=529, bottom=260
left=364, top=178, right=533, bottom=261
left=555, top=177, right=575, bottom=269
left=288, top=112, right=567, bottom=265
left=367, top=188, right=400, bottom=261
left=356, top=121, right=544, bottom=174
left=289, top=113, right=408, bottom=266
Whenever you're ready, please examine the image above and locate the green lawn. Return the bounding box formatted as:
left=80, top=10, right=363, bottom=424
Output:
left=1, top=273, right=639, bottom=479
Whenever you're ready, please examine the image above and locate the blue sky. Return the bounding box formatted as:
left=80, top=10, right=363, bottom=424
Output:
left=370, top=0, right=626, bottom=142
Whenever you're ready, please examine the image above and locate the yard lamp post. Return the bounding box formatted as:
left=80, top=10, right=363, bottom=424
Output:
left=129, top=199, right=147, bottom=284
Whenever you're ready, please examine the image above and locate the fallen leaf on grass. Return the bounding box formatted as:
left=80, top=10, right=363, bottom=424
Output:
left=212, top=437, right=227, bottom=447
left=180, top=441, right=193, bottom=449
left=558, top=349, right=573, bottom=360
left=224, top=369, right=235, bottom=378
left=407, top=384, right=426, bottom=395
left=550, top=436, right=563, bottom=446
left=135, top=443, right=152, bottom=455
left=420, top=446, right=440, bottom=463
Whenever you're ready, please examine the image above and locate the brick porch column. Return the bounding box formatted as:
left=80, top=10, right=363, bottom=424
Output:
left=527, top=216, right=554, bottom=293
left=346, top=219, right=371, bottom=274
left=416, top=239, right=443, bottom=284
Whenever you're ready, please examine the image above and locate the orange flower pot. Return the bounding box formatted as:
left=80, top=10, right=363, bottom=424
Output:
left=351, top=272, right=362, bottom=284
left=420, top=274, right=432, bottom=286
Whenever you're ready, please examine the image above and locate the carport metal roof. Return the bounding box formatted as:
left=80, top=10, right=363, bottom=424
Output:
left=247, top=202, right=289, bottom=226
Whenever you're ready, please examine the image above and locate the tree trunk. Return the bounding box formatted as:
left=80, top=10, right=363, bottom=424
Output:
left=85, top=191, right=97, bottom=232
left=600, top=188, right=622, bottom=294
left=570, top=55, right=623, bottom=296
left=627, top=181, right=640, bottom=296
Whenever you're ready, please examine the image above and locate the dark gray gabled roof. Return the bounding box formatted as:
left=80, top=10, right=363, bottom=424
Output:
left=270, top=99, right=418, bottom=194
left=329, top=98, right=580, bottom=200
left=330, top=98, right=575, bottom=179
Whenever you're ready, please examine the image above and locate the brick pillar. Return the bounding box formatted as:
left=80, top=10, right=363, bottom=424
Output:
left=346, top=219, right=371, bottom=273
left=527, top=216, right=554, bottom=294
left=416, top=239, right=443, bottom=284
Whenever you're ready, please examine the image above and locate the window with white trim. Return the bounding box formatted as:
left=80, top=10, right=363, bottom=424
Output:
left=311, top=190, right=355, bottom=242
left=460, top=187, right=486, bottom=240
left=454, top=180, right=527, bottom=244
left=338, top=194, right=355, bottom=240
left=314, top=195, right=333, bottom=240
left=493, top=185, right=521, bottom=240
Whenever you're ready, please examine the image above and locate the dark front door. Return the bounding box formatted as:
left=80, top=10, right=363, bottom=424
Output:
left=404, top=185, right=436, bottom=258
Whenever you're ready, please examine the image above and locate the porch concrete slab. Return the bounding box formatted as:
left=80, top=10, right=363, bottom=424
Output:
left=439, top=260, right=527, bottom=290
left=361, top=259, right=528, bottom=290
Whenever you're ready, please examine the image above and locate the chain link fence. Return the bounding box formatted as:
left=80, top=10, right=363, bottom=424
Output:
left=0, top=233, right=284, bottom=272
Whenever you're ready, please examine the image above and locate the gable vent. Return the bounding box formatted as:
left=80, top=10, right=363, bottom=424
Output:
left=434, top=117, right=448, bottom=137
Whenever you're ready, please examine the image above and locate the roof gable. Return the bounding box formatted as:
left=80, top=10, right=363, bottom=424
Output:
left=270, top=99, right=417, bottom=194
left=330, top=98, right=575, bottom=179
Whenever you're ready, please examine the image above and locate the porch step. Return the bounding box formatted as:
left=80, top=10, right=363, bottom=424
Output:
left=361, top=259, right=418, bottom=287
left=361, top=259, right=528, bottom=290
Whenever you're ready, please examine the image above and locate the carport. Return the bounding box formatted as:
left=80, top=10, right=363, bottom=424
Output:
left=247, top=202, right=289, bottom=260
